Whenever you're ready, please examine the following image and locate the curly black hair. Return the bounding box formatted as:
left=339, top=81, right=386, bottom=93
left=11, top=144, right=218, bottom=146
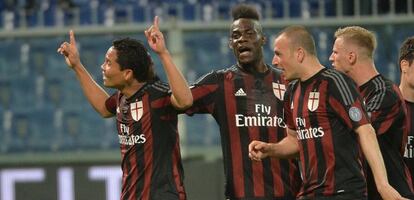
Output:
left=231, top=4, right=260, bottom=21
left=399, top=36, right=414, bottom=66
left=112, top=38, right=155, bottom=82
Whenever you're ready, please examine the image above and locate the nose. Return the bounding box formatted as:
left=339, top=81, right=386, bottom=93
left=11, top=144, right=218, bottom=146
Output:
left=101, top=63, right=105, bottom=70
left=329, top=53, right=334, bottom=62
left=272, top=55, right=279, bottom=66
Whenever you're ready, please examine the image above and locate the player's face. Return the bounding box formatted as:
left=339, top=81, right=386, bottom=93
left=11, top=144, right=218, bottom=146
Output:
left=404, top=59, right=414, bottom=89
left=101, top=47, right=126, bottom=89
left=329, top=37, right=352, bottom=74
left=272, top=35, right=298, bottom=81
left=229, top=19, right=264, bottom=69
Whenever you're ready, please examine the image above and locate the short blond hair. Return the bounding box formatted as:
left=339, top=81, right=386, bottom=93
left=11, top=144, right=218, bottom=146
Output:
left=279, top=25, right=317, bottom=56
left=334, top=26, right=377, bottom=59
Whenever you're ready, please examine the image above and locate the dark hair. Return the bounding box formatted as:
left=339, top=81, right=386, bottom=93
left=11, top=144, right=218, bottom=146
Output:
left=278, top=25, right=317, bottom=56
left=399, top=36, right=414, bottom=66
left=231, top=4, right=260, bottom=21
left=112, top=38, right=155, bottom=82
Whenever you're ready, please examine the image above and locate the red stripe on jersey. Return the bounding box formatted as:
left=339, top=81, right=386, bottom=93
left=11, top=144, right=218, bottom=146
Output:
left=317, top=81, right=335, bottom=195
left=142, top=95, right=153, bottom=200
left=172, top=136, right=186, bottom=200
left=292, top=84, right=306, bottom=196
left=250, top=126, right=264, bottom=197
left=329, top=98, right=352, bottom=128
left=268, top=127, right=284, bottom=196
left=406, top=103, right=414, bottom=192
left=224, top=77, right=244, bottom=198
left=151, top=96, right=170, bottom=108
left=301, top=84, right=319, bottom=192
left=371, top=107, right=398, bottom=136
left=244, top=74, right=265, bottom=197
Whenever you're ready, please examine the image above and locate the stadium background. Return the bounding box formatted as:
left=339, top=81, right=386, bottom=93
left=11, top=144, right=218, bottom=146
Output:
left=0, top=0, right=413, bottom=199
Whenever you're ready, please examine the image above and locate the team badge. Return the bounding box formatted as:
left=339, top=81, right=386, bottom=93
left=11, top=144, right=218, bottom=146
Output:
left=272, top=83, right=286, bottom=101
left=130, top=101, right=143, bottom=121
left=348, top=107, right=362, bottom=122
left=307, top=92, right=319, bottom=111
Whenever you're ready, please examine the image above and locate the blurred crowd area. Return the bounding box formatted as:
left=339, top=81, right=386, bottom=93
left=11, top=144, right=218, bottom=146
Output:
left=0, top=0, right=413, bottom=29
left=0, top=0, right=413, bottom=155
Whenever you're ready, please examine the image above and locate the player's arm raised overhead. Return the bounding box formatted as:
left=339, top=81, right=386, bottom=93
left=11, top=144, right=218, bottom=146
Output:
left=57, top=30, right=112, bottom=118
left=356, top=124, right=409, bottom=200
left=249, top=128, right=299, bottom=161
left=144, top=16, right=193, bottom=110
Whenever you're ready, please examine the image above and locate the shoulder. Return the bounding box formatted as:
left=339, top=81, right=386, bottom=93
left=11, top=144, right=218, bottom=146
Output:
left=194, top=65, right=237, bottom=84
left=320, top=68, right=358, bottom=91
left=320, top=68, right=355, bottom=84
left=367, top=76, right=402, bottom=107
left=150, top=80, right=171, bottom=94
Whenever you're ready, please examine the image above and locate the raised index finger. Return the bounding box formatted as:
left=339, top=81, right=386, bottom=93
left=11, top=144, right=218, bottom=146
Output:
left=153, top=16, right=159, bottom=29
left=69, top=30, right=76, bottom=46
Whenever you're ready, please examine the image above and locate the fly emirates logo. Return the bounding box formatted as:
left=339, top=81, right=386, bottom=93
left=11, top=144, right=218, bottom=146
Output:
left=295, top=117, right=324, bottom=140
left=118, top=124, right=146, bottom=145
left=235, top=104, right=285, bottom=128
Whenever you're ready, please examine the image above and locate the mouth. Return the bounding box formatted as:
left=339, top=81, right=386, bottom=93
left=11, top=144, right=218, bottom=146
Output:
left=238, top=46, right=252, bottom=57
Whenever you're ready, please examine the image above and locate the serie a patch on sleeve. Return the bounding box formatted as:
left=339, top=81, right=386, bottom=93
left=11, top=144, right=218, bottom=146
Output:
left=348, top=107, right=362, bottom=122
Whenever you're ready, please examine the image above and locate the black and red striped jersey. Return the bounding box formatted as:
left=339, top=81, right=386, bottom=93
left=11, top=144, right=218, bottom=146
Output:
left=284, top=68, right=369, bottom=199
left=186, top=65, right=301, bottom=200
left=359, top=75, right=414, bottom=199
left=405, top=101, right=414, bottom=190
left=105, top=80, right=186, bottom=200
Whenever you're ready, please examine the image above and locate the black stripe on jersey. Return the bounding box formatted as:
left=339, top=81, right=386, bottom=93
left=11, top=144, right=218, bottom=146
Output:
left=296, top=83, right=311, bottom=194
left=221, top=71, right=240, bottom=198
left=366, top=77, right=386, bottom=111
left=310, top=80, right=332, bottom=195
left=235, top=75, right=254, bottom=197
left=134, top=119, right=145, bottom=199
left=152, top=81, right=170, bottom=92
left=323, top=70, right=354, bottom=106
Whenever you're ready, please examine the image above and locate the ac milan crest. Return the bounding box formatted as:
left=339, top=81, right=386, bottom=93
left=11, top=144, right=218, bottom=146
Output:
left=272, top=82, right=286, bottom=101
left=308, top=92, right=319, bottom=111
left=130, top=101, right=143, bottom=121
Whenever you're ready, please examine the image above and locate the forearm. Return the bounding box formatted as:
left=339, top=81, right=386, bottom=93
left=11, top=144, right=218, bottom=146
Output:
left=72, top=64, right=112, bottom=117
left=270, top=130, right=299, bottom=159
left=357, top=124, right=389, bottom=188
left=158, top=51, right=193, bottom=109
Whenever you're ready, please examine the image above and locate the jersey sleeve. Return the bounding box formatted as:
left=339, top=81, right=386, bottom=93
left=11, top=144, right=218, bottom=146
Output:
left=184, top=71, right=220, bottom=115
left=366, top=86, right=404, bottom=135
left=326, top=71, right=369, bottom=130
left=105, top=92, right=119, bottom=115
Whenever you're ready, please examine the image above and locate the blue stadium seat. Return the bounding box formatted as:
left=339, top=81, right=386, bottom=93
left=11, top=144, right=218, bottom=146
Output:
left=28, top=107, right=60, bottom=152
left=7, top=110, right=32, bottom=152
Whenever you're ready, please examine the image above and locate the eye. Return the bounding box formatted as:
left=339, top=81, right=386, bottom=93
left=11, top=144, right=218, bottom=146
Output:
left=232, top=33, right=241, bottom=39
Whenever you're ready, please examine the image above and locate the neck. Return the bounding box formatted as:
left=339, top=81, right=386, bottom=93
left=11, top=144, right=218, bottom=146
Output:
left=120, top=81, right=146, bottom=98
left=400, top=79, right=414, bottom=102
left=300, top=58, right=324, bottom=81
left=239, top=60, right=268, bottom=73
left=347, top=60, right=379, bottom=86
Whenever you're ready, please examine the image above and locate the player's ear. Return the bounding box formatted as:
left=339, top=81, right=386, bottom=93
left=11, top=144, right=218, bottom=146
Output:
left=400, top=59, right=409, bottom=73
left=297, top=47, right=305, bottom=63
left=348, top=51, right=357, bottom=65
left=123, top=68, right=134, bottom=80
left=229, top=38, right=234, bottom=49
left=260, top=35, right=266, bottom=46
